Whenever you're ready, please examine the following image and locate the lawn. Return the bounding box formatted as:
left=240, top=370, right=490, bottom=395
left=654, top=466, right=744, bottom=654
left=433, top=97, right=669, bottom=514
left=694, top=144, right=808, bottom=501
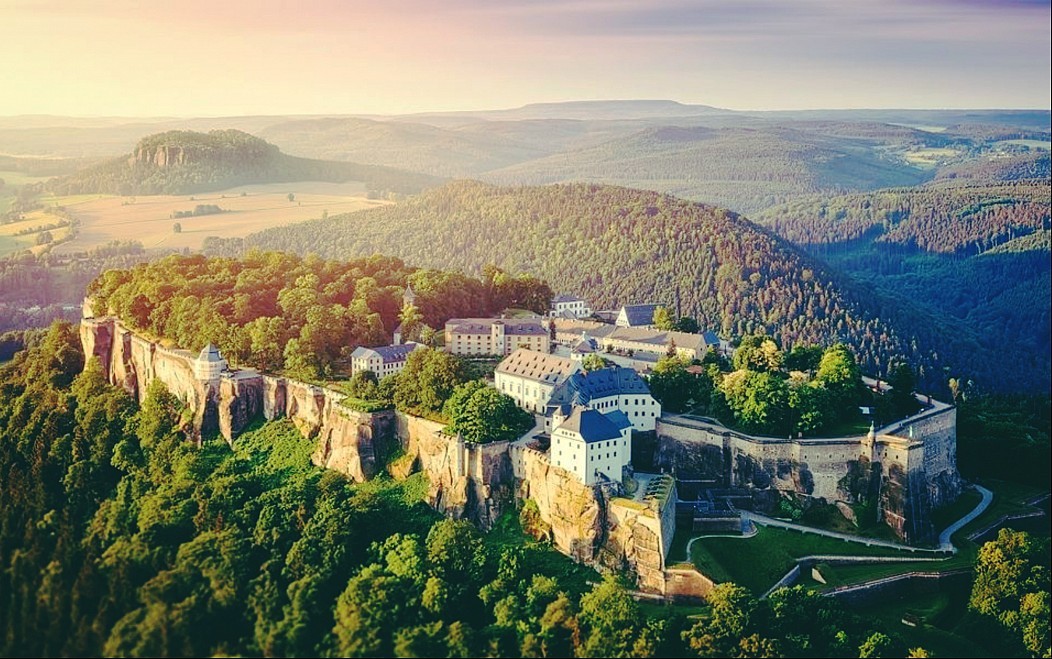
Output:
left=689, top=526, right=921, bottom=594
left=956, top=479, right=1049, bottom=541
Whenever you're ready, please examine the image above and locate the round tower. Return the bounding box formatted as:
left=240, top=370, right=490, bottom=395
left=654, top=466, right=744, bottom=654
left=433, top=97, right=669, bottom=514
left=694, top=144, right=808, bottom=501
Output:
left=194, top=343, right=227, bottom=381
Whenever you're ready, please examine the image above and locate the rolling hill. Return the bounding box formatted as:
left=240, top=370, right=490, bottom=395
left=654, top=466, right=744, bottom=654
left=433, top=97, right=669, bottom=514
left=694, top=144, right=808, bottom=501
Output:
left=755, top=180, right=1051, bottom=390
left=479, top=126, right=931, bottom=213
left=205, top=180, right=1043, bottom=393
left=41, top=129, right=443, bottom=196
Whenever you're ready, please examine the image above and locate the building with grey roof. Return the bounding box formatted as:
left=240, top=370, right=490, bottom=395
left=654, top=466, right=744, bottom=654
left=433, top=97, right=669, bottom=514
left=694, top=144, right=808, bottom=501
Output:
left=550, top=405, right=632, bottom=485
left=445, top=318, right=551, bottom=356
left=616, top=303, right=660, bottom=328
left=351, top=342, right=425, bottom=379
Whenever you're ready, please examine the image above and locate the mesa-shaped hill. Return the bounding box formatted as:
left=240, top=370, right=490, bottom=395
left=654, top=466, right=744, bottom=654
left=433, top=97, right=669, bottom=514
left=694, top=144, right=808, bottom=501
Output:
left=45, top=129, right=443, bottom=196
left=219, top=180, right=1034, bottom=391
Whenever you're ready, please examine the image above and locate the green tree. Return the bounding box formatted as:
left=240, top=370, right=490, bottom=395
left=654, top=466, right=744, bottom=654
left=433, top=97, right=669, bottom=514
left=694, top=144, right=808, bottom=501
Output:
left=734, top=335, right=783, bottom=373
left=578, top=576, right=640, bottom=658
left=394, top=348, right=469, bottom=418
left=445, top=382, right=533, bottom=443
left=653, top=306, right=676, bottom=331
left=581, top=353, right=608, bottom=371
left=970, top=529, right=1051, bottom=656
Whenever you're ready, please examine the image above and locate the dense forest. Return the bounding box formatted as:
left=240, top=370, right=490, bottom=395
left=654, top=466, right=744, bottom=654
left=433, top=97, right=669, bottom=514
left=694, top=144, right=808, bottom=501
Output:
left=39, top=130, right=443, bottom=197
left=87, top=252, right=550, bottom=379
left=206, top=180, right=1037, bottom=393
left=756, top=181, right=1051, bottom=394
left=757, top=181, right=1050, bottom=254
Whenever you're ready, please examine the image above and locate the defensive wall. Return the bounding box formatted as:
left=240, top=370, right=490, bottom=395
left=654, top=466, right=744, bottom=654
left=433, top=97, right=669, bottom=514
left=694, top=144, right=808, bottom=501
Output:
left=652, top=401, right=960, bottom=545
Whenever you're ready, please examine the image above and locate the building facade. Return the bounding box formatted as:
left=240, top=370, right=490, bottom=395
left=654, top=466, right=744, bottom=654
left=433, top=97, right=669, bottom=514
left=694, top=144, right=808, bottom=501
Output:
left=495, top=348, right=580, bottom=413
left=445, top=318, right=551, bottom=356
left=550, top=405, right=632, bottom=485
left=550, top=294, right=593, bottom=318
left=350, top=342, right=424, bottom=379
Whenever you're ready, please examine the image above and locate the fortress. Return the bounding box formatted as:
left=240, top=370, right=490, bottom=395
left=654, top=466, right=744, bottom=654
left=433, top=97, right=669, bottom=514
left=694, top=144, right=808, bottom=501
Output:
left=79, top=307, right=960, bottom=594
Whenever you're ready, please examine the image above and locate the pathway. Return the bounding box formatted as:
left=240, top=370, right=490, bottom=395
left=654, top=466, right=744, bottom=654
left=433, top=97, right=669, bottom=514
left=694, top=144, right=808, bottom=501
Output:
left=741, top=511, right=946, bottom=554
left=681, top=518, right=757, bottom=563
left=938, top=484, right=993, bottom=550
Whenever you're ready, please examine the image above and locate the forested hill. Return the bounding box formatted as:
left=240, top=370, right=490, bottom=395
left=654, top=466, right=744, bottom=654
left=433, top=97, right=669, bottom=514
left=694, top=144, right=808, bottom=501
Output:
left=42, top=129, right=442, bottom=196
left=754, top=181, right=1051, bottom=395
left=755, top=181, right=1051, bottom=252
left=216, top=180, right=1019, bottom=391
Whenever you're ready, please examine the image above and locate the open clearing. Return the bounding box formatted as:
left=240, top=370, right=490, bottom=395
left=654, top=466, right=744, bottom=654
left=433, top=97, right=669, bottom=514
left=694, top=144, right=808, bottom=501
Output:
left=50, top=182, right=388, bottom=254
left=902, top=147, right=961, bottom=168
left=996, top=139, right=1051, bottom=151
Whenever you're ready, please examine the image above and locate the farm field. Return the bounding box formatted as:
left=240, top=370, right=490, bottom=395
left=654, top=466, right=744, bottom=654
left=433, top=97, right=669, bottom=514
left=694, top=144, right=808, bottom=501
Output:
left=0, top=208, right=72, bottom=257
left=50, top=182, right=387, bottom=254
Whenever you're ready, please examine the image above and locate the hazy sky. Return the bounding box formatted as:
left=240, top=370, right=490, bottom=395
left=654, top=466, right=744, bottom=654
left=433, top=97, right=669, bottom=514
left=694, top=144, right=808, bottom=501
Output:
left=1, top=0, right=1049, bottom=116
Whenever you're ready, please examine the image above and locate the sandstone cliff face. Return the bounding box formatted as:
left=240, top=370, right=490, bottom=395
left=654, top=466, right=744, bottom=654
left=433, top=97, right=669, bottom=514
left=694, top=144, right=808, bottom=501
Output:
left=397, top=413, right=513, bottom=530
left=219, top=375, right=265, bottom=441
left=312, top=408, right=395, bottom=483
left=515, top=448, right=605, bottom=562
left=604, top=500, right=667, bottom=592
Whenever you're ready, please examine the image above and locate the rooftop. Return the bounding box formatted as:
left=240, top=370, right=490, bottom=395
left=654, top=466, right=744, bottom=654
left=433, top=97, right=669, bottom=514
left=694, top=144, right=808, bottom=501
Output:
left=446, top=317, right=548, bottom=336
left=496, top=348, right=579, bottom=384
left=351, top=342, right=423, bottom=364
left=554, top=365, right=652, bottom=404
left=557, top=406, right=624, bottom=443
left=197, top=343, right=224, bottom=363
left=619, top=303, right=660, bottom=327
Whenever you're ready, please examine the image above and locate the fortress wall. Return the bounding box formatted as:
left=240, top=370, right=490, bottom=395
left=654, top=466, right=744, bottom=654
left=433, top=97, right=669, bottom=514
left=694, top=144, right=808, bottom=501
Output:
left=606, top=498, right=667, bottom=593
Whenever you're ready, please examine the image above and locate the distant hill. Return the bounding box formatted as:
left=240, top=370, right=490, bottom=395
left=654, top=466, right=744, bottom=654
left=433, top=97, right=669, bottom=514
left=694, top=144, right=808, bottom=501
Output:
left=480, top=126, right=930, bottom=213
left=755, top=181, right=1051, bottom=391
left=259, top=117, right=553, bottom=177
left=404, top=99, right=731, bottom=122
left=206, top=180, right=1042, bottom=392
left=43, top=129, right=443, bottom=196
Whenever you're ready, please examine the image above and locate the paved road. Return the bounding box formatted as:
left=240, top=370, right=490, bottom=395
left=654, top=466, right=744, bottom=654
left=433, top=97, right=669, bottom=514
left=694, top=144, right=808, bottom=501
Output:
left=938, top=483, right=994, bottom=550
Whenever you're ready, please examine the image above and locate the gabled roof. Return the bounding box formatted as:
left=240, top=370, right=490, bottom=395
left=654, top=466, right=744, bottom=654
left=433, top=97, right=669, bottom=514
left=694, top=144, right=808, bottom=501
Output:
left=703, top=331, right=720, bottom=346
left=351, top=342, right=422, bottom=364
left=198, top=343, right=224, bottom=363
left=572, top=336, right=598, bottom=354
left=553, top=365, right=652, bottom=405
left=619, top=304, right=659, bottom=327
left=557, top=407, right=624, bottom=443
left=496, top=348, right=579, bottom=384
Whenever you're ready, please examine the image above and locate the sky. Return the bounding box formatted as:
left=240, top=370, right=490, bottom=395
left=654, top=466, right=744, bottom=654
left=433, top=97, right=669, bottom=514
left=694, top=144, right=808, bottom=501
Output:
left=0, top=0, right=1049, bottom=117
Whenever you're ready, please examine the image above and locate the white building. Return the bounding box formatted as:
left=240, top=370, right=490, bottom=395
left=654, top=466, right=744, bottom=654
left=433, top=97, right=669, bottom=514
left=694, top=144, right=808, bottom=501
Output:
left=495, top=348, right=580, bottom=413
left=550, top=294, right=592, bottom=319
left=350, top=342, right=424, bottom=379
left=194, top=343, right=227, bottom=381
left=550, top=405, right=632, bottom=485
left=445, top=318, right=550, bottom=356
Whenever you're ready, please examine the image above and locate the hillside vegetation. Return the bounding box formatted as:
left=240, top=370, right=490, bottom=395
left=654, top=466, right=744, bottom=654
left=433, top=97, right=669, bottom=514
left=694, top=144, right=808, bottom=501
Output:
left=480, top=126, right=930, bottom=213
left=209, top=180, right=1031, bottom=391
left=756, top=181, right=1051, bottom=392
left=42, top=129, right=442, bottom=197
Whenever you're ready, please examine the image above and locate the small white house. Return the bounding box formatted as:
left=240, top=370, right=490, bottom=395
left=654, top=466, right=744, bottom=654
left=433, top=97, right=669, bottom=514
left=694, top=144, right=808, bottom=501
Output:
left=550, top=405, right=632, bottom=485
left=550, top=294, right=592, bottom=319
left=350, top=342, right=424, bottom=379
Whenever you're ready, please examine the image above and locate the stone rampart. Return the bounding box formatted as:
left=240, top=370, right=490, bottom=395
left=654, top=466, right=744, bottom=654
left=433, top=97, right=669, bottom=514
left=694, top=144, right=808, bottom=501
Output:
left=655, top=402, right=960, bottom=545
